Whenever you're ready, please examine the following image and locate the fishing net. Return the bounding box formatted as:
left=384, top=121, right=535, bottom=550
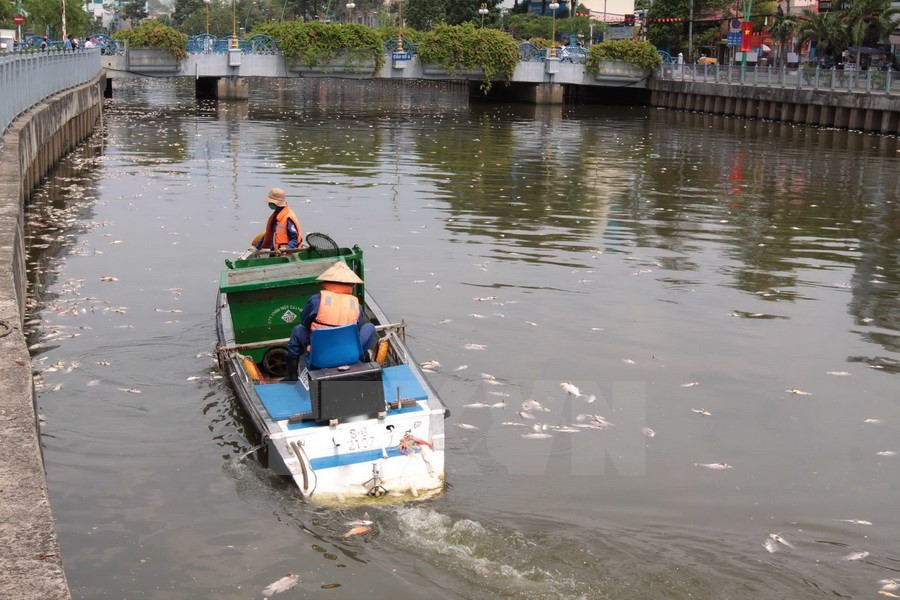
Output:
left=305, top=232, right=340, bottom=258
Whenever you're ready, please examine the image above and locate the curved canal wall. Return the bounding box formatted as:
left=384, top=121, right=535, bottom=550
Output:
left=0, top=72, right=105, bottom=600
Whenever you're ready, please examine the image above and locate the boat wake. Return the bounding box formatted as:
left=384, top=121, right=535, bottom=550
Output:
left=382, top=506, right=587, bottom=599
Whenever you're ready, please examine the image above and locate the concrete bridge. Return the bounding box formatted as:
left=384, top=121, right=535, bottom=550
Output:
left=103, top=44, right=651, bottom=104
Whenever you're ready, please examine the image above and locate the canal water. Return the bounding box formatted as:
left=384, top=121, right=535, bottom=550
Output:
left=26, top=78, right=899, bottom=599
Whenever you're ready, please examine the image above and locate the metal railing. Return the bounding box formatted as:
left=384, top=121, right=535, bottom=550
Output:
left=0, top=49, right=102, bottom=136
left=187, top=34, right=279, bottom=55
left=658, top=63, right=898, bottom=95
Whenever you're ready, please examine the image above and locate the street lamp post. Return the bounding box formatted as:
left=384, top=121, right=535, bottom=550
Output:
left=549, top=1, right=559, bottom=57
left=346, top=1, right=355, bottom=23
left=204, top=0, right=210, bottom=35
left=396, top=0, right=404, bottom=52
left=231, top=0, right=237, bottom=48
left=478, top=3, right=488, bottom=28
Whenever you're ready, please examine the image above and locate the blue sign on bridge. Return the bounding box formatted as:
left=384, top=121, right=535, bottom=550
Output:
left=391, top=52, right=413, bottom=61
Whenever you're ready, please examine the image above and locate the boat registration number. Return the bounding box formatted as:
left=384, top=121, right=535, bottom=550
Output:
left=346, top=427, right=375, bottom=452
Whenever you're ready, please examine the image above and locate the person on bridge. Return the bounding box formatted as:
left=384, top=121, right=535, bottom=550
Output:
left=254, top=187, right=301, bottom=253
left=64, top=35, right=73, bottom=50
left=39, top=36, right=48, bottom=51
left=284, top=262, right=376, bottom=381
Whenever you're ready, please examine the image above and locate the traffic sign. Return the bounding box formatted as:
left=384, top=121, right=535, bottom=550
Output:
left=13, top=14, right=25, bottom=25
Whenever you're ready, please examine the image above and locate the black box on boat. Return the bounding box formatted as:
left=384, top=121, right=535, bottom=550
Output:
left=307, top=362, right=385, bottom=422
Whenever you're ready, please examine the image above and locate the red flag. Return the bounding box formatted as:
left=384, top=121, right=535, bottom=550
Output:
left=740, top=21, right=754, bottom=52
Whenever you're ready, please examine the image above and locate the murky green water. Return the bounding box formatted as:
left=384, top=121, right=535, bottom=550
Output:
left=26, top=78, right=899, bottom=599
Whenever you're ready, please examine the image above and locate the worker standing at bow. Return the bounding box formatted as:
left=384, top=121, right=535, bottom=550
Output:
left=284, top=262, right=376, bottom=380
left=255, top=188, right=301, bottom=253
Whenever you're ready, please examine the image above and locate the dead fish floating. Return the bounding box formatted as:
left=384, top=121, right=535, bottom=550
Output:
left=769, top=533, right=794, bottom=549
left=695, top=462, right=733, bottom=470
left=843, top=550, right=869, bottom=561
left=261, top=573, right=300, bottom=597
left=454, top=423, right=479, bottom=430
left=785, top=389, right=813, bottom=396
left=838, top=519, right=873, bottom=525
left=680, top=381, right=700, bottom=388
left=342, top=525, right=371, bottom=538
left=642, top=427, right=656, bottom=438
left=522, top=433, right=552, bottom=439
left=691, top=408, right=712, bottom=416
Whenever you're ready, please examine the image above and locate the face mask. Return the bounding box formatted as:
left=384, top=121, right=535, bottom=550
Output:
left=268, top=203, right=277, bottom=210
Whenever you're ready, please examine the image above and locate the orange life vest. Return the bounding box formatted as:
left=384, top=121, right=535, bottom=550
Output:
left=261, top=206, right=301, bottom=250
left=310, top=289, right=359, bottom=332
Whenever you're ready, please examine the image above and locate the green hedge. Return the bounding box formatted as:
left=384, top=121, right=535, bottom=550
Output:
left=113, top=22, right=188, bottom=60
left=585, top=39, right=661, bottom=74
left=417, top=23, right=520, bottom=93
left=252, top=21, right=384, bottom=72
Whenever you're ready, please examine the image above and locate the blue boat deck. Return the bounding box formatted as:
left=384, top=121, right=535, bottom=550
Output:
left=254, top=363, right=428, bottom=428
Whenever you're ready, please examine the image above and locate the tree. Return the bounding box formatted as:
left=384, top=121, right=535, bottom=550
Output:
left=444, top=0, right=502, bottom=25
left=22, top=0, right=89, bottom=36
left=769, top=13, right=797, bottom=66
left=646, top=0, right=730, bottom=55
left=404, top=0, right=444, bottom=30
left=120, top=0, right=148, bottom=25
left=0, top=0, right=14, bottom=23
left=843, top=0, right=899, bottom=66
left=797, top=8, right=845, bottom=63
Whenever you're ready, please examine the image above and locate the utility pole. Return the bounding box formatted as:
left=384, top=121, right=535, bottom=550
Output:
left=687, top=0, right=693, bottom=63
left=61, top=0, right=67, bottom=40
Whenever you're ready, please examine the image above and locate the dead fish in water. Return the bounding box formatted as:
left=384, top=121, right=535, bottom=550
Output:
left=680, top=381, right=700, bottom=387
left=525, top=321, right=538, bottom=327
left=521, top=400, right=549, bottom=412
left=118, top=387, right=141, bottom=394
left=438, top=319, right=453, bottom=325
left=481, top=373, right=496, bottom=381
left=622, top=358, right=636, bottom=365
left=98, top=276, right=118, bottom=282
left=786, top=389, right=812, bottom=396
left=826, top=371, right=851, bottom=376
left=876, top=450, right=897, bottom=457
left=864, top=419, right=882, bottom=424
left=769, top=533, right=794, bottom=549
left=49, top=383, right=63, bottom=392
left=86, top=379, right=100, bottom=387
left=468, top=314, right=487, bottom=319
left=560, top=382, right=581, bottom=396
left=453, top=365, right=468, bottom=372
left=642, top=427, right=656, bottom=438
left=522, top=433, right=552, bottom=439
left=463, top=402, right=490, bottom=408
left=879, top=592, right=900, bottom=598
left=347, top=519, right=373, bottom=527
left=419, top=360, right=440, bottom=370
left=843, top=550, right=869, bottom=561
left=488, top=391, right=509, bottom=398
left=186, top=376, right=202, bottom=381
left=490, top=401, right=507, bottom=408
left=517, top=411, right=536, bottom=420
left=473, top=296, right=496, bottom=302
left=695, top=463, right=733, bottom=470
left=838, top=519, right=872, bottom=525
left=763, top=538, right=779, bottom=553
left=485, top=379, right=504, bottom=386
left=454, top=423, right=479, bottom=430
left=96, top=361, right=110, bottom=366
left=342, top=525, right=371, bottom=538
left=691, top=408, right=712, bottom=416
left=501, top=421, right=528, bottom=427
left=261, top=573, right=300, bottom=597
left=463, top=343, right=486, bottom=351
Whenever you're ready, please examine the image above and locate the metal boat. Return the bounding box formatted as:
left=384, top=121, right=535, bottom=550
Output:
left=215, top=239, right=448, bottom=503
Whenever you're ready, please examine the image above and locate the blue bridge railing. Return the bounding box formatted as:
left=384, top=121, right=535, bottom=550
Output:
left=519, top=42, right=587, bottom=63
left=187, top=34, right=279, bottom=54
left=22, top=33, right=121, bottom=54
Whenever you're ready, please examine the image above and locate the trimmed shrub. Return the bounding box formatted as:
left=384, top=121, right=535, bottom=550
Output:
left=114, top=21, right=188, bottom=60
left=585, top=39, right=661, bottom=74
left=252, top=21, right=384, bottom=72
left=417, top=23, right=520, bottom=92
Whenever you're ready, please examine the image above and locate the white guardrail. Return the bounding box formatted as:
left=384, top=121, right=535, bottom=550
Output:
left=658, top=62, right=898, bottom=95
left=0, top=48, right=102, bottom=136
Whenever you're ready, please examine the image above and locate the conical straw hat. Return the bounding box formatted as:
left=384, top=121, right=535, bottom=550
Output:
left=316, top=261, right=363, bottom=285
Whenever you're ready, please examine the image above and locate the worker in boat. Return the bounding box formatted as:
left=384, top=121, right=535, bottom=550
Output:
left=253, top=187, right=301, bottom=253
left=284, top=262, right=376, bottom=380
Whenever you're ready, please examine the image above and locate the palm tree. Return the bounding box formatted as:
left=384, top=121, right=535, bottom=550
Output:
left=843, top=0, right=900, bottom=67
left=797, top=8, right=845, bottom=64
left=769, top=14, right=798, bottom=67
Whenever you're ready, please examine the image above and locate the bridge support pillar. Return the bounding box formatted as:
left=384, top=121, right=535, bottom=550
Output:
left=195, top=76, right=249, bottom=101
left=527, top=83, right=564, bottom=105
left=104, top=77, right=113, bottom=99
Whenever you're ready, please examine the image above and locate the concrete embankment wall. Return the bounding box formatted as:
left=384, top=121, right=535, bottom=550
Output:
left=649, top=79, right=900, bottom=134
left=0, top=73, right=105, bottom=600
